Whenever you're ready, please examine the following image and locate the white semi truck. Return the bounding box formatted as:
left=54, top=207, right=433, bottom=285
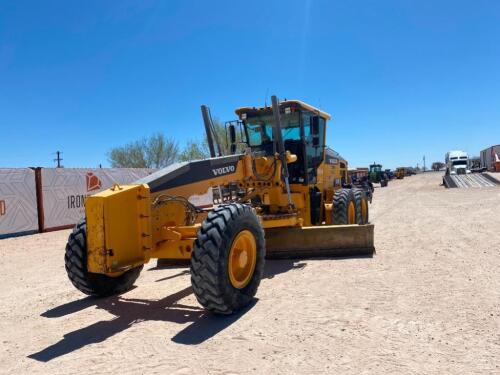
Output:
left=445, top=150, right=470, bottom=175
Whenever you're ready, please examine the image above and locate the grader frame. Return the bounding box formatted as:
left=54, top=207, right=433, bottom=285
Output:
left=65, top=95, right=374, bottom=314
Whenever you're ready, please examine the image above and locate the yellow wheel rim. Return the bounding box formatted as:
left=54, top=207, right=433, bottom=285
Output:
left=348, top=201, right=356, bottom=224
left=228, top=230, right=257, bottom=289
left=361, top=198, right=368, bottom=224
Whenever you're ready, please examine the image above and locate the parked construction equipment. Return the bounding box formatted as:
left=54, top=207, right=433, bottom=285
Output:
left=64, top=96, right=374, bottom=314
left=369, top=163, right=388, bottom=187
left=395, top=167, right=405, bottom=179
left=326, top=148, right=349, bottom=188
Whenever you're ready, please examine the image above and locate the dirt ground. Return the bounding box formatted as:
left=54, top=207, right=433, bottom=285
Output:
left=1, top=172, right=499, bottom=374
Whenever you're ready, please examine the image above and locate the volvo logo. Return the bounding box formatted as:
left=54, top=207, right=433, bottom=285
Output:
left=212, top=165, right=236, bottom=176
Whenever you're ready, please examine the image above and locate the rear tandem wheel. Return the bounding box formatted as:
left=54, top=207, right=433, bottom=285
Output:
left=332, top=188, right=358, bottom=225
left=353, top=188, right=369, bottom=224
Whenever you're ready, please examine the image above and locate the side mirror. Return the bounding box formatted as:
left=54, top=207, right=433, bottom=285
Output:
left=229, top=124, right=237, bottom=154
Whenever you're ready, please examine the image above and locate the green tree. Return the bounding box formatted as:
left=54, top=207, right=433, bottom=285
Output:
left=108, top=133, right=179, bottom=168
left=211, top=119, right=246, bottom=155
left=179, top=119, right=244, bottom=161
left=179, top=139, right=210, bottom=161
left=210, top=119, right=230, bottom=155
left=108, top=120, right=244, bottom=167
left=431, top=162, right=445, bottom=171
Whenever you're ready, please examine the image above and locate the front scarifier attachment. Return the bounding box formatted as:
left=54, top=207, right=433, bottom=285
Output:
left=190, top=203, right=265, bottom=314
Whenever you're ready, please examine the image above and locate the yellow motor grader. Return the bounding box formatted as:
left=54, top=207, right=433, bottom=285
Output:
left=395, top=167, right=406, bottom=179
left=64, top=96, right=374, bottom=314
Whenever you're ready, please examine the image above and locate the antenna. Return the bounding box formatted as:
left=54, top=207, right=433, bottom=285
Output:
left=54, top=151, right=63, bottom=168
left=264, top=88, right=269, bottom=107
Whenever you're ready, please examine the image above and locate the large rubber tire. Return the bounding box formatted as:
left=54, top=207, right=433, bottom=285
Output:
left=353, top=188, right=369, bottom=224
left=332, top=188, right=356, bottom=225
left=65, top=219, right=143, bottom=297
left=190, top=204, right=265, bottom=314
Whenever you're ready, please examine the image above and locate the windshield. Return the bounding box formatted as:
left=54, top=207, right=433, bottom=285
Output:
left=244, top=113, right=300, bottom=147
left=452, top=160, right=467, bottom=166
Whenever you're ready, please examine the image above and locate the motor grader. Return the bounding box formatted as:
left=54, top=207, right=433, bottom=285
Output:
left=64, top=96, right=374, bottom=314
left=395, top=167, right=406, bottom=179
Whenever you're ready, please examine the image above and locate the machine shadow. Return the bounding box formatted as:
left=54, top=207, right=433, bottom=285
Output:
left=30, top=287, right=196, bottom=362
left=154, top=269, right=191, bottom=282
left=149, top=255, right=372, bottom=282
left=31, top=285, right=255, bottom=361
left=171, top=300, right=257, bottom=345
left=41, top=295, right=100, bottom=318
left=31, top=256, right=370, bottom=361
left=263, top=253, right=372, bottom=279
left=264, top=259, right=307, bottom=279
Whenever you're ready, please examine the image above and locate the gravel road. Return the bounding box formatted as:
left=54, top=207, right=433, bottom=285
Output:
left=1, top=172, right=499, bottom=374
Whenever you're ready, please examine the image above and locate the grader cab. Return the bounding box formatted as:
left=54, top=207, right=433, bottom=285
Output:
left=64, top=96, right=374, bottom=314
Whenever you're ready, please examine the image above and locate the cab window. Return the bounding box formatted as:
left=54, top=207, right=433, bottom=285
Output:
left=302, top=111, right=325, bottom=183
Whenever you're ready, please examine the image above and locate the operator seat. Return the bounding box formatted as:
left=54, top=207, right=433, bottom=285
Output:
left=284, top=139, right=305, bottom=183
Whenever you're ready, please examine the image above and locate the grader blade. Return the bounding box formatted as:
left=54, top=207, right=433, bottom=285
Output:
left=264, top=224, right=374, bottom=259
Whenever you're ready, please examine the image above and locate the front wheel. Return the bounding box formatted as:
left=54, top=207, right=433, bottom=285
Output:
left=65, top=219, right=143, bottom=297
left=190, top=204, right=265, bottom=314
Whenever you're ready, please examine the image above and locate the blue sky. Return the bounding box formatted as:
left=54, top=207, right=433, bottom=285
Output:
left=1, top=0, right=499, bottom=169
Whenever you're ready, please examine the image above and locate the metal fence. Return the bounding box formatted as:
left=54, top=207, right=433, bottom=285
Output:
left=0, top=168, right=153, bottom=238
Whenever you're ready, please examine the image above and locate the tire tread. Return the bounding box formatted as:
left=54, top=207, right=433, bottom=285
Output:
left=65, top=219, right=143, bottom=297
left=190, top=203, right=265, bottom=314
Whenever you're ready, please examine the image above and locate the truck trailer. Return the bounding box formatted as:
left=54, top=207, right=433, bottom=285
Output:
left=480, top=145, right=500, bottom=172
